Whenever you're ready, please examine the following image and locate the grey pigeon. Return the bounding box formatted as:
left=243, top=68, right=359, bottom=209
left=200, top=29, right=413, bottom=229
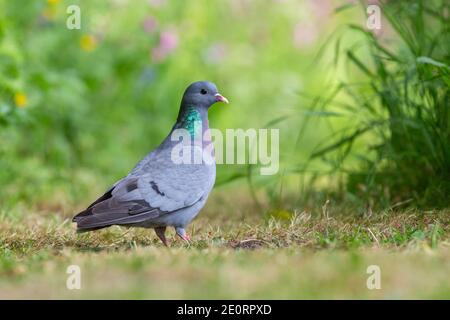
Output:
left=73, top=81, right=228, bottom=245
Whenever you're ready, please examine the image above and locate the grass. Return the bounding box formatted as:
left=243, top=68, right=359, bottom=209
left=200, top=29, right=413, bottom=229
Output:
left=0, top=198, right=448, bottom=299
left=301, top=0, right=450, bottom=207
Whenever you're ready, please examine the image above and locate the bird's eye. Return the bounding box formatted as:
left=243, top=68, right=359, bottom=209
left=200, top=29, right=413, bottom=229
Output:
left=200, top=89, right=207, bottom=95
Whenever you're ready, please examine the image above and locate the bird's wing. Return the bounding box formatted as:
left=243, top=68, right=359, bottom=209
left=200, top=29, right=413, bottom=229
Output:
left=136, top=156, right=214, bottom=212
left=72, top=177, right=162, bottom=231
left=73, top=159, right=214, bottom=231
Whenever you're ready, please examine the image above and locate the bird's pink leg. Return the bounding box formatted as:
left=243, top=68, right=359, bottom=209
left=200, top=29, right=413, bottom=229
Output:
left=178, top=233, right=190, bottom=242
left=176, top=227, right=190, bottom=243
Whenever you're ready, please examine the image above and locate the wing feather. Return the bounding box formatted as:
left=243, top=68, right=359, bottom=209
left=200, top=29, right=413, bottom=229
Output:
left=73, top=147, right=215, bottom=231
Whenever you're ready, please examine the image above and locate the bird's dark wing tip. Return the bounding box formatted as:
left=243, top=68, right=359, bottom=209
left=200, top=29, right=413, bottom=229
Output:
left=72, top=208, right=92, bottom=222
left=72, top=187, right=115, bottom=222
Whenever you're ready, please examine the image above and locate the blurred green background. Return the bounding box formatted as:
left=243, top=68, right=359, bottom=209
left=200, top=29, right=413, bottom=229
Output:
left=0, top=0, right=448, bottom=215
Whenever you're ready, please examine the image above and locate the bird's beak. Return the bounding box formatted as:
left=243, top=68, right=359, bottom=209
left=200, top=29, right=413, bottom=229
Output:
left=215, top=93, right=229, bottom=104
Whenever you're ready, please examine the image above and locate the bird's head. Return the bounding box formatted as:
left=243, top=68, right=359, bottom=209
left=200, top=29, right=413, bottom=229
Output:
left=181, top=81, right=229, bottom=109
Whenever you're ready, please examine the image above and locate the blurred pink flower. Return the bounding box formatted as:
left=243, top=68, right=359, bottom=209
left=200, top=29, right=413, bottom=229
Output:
left=293, top=23, right=318, bottom=48
left=309, top=0, right=332, bottom=21
left=152, top=29, right=178, bottom=62
left=148, top=0, right=166, bottom=7
left=202, top=43, right=227, bottom=65
left=143, top=16, right=158, bottom=33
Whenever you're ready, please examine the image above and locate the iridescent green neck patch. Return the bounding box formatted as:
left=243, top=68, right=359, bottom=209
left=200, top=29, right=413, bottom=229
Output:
left=178, top=105, right=202, bottom=137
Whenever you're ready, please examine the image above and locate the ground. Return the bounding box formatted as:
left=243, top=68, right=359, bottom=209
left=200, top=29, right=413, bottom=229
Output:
left=0, top=199, right=449, bottom=299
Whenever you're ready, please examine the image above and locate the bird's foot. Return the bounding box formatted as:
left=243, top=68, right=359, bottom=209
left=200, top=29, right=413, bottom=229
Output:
left=176, top=227, right=191, bottom=244
left=178, top=233, right=190, bottom=243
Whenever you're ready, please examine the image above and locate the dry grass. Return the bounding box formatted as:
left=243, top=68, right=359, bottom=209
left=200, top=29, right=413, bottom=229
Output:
left=0, top=203, right=449, bottom=299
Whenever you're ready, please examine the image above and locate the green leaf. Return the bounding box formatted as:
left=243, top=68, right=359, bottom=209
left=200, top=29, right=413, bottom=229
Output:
left=416, top=56, right=450, bottom=70
left=334, top=3, right=356, bottom=13
left=346, top=50, right=374, bottom=77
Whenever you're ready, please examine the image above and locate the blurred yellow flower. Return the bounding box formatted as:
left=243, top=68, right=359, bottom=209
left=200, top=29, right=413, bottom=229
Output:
left=80, top=34, right=98, bottom=52
left=14, top=92, right=27, bottom=108
left=47, top=0, right=61, bottom=5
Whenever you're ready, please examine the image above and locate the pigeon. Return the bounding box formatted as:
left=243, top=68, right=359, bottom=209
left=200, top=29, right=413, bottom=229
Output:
left=72, top=81, right=229, bottom=245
